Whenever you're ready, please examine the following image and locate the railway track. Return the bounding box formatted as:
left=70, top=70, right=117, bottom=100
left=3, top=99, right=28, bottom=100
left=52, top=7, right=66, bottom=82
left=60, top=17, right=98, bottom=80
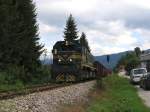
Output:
left=0, top=80, right=95, bottom=100
left=0, top=83, right=71, bottom=100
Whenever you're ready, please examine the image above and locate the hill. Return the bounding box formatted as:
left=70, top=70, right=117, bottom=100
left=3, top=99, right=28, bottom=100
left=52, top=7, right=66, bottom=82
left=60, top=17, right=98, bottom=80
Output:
left=95, top=49, right=150, bottom=69
left=95, top=51, right=128, bottom=69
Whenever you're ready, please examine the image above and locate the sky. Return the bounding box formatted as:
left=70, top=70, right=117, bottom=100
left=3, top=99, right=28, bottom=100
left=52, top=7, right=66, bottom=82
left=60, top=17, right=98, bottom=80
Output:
left=34, top=0, right=150, bottom=56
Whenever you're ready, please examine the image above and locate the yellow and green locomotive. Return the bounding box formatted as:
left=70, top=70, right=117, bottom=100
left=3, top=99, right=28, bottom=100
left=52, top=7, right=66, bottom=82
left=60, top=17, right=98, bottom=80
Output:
left=52, top=39, right=96, bottom=82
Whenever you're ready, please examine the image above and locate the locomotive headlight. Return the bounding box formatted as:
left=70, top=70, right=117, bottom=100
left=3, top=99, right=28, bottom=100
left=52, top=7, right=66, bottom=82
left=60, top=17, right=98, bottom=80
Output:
left=69, top=58, right=73, bottom=62
left=58, top=59, right=62, bottom=62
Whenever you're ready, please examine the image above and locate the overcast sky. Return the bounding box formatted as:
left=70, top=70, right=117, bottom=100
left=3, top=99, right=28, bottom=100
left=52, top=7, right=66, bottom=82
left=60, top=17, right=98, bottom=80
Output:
left=34, top=0, right=150, bottom=56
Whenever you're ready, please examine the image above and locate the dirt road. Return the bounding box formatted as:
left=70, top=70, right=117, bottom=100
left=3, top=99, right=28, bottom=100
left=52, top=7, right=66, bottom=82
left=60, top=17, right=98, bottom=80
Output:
left=135, top=86, right=150, bottom=108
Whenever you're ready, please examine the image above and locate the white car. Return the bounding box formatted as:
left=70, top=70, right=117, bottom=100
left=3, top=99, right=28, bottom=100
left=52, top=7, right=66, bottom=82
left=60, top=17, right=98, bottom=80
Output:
left=130, top=68, right=147, bottom=84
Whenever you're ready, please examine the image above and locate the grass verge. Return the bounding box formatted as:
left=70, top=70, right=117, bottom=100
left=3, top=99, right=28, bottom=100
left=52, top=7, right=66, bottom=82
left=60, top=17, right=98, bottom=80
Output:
left=87, top=74, right=150, bottom=112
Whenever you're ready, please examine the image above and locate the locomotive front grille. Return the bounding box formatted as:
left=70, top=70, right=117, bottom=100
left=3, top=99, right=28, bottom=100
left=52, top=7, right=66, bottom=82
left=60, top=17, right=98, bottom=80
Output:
left=56, top=74, right=76, bottom=82
left=66, top=74, right=76, bottom=82
left=56, top=74, right=65, bottom=82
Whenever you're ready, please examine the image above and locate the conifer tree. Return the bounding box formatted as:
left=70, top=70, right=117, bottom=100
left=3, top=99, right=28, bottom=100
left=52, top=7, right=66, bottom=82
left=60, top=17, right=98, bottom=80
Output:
left=64, top=14, right=78, bottom=41
left=0, top=0, right=43, bottom=71
left=80, top=32, right=86, bottom=46
left=0, top=0, right=19, bottom=68
left=80, top=32, right=90, bottom=51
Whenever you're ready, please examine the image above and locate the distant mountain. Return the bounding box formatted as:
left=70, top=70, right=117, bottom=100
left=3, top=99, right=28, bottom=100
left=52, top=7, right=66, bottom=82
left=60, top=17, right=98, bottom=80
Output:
left=95, top=52, right=128, bottom=69
left=95, top=49, right=150, bottom=69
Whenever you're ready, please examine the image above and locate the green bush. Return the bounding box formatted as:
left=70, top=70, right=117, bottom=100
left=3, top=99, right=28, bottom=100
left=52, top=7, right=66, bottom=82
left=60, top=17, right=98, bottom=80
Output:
left=30, top=65, right=51, bottom=84
left=6, top=65, right=27, bottom=83
left=0, top=64, right=51, bottom=91
left=0, top=72, right=8, bottom=84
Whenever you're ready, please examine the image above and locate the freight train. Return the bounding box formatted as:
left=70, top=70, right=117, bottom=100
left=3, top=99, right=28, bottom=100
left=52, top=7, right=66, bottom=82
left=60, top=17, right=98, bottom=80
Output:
left=51, top=39, right=111, bottom=82
left=94, top=61, right=112, bottom=78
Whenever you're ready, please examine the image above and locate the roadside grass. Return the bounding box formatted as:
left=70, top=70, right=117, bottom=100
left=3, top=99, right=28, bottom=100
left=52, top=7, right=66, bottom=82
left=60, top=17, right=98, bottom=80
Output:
left=87, top=74, right=150, bottom=112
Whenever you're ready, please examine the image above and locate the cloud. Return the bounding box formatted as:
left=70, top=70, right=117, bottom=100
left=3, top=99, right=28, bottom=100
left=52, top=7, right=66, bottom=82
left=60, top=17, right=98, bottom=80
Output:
left=35, top=0, right=150, bottom=29
left=79, top=20, right=140, bottom=55
left=39, top=21, right=58, bottom=34
left=135, top=29, right=150, bottom=50
left=33, top=0, right=150, bottom=55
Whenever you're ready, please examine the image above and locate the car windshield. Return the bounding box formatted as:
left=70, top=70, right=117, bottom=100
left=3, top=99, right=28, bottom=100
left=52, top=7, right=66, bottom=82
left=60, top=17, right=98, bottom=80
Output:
left=134, top=69, right=146, bottom=74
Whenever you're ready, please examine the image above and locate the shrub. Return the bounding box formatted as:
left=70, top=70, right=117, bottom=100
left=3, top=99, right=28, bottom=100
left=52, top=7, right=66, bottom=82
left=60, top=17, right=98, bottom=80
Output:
left=28, top=65, right=51, bottom=85
left=0, top=64, right=51, bottom=84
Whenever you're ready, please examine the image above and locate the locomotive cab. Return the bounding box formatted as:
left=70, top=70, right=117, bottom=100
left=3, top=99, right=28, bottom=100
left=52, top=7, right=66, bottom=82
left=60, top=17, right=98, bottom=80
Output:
left=52, top=40, right=82, bottom=82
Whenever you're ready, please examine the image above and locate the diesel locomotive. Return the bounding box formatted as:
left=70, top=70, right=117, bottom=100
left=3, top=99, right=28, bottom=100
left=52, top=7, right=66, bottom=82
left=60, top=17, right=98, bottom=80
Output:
left=52, top=39, right=96, bottom=82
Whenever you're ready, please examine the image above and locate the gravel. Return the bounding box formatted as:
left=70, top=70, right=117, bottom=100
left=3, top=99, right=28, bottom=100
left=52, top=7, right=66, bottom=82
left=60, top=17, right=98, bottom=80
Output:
left=0, top=81, right=96, bottom=112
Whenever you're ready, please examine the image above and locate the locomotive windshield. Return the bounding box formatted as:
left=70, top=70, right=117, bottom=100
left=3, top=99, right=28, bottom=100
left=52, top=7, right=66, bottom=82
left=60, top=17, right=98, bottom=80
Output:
left=53, top=41, right=81, bottom=52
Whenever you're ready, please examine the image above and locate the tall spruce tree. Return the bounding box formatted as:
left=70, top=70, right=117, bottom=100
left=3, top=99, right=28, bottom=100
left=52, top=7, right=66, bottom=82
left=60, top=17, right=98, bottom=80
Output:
left=80, top=32, right=90, bottom=51
left=0, top=0, right=43, bottom=71
left=0, top=0, right=19, bottom=68
left=64, top=14, right=78, bottom=41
